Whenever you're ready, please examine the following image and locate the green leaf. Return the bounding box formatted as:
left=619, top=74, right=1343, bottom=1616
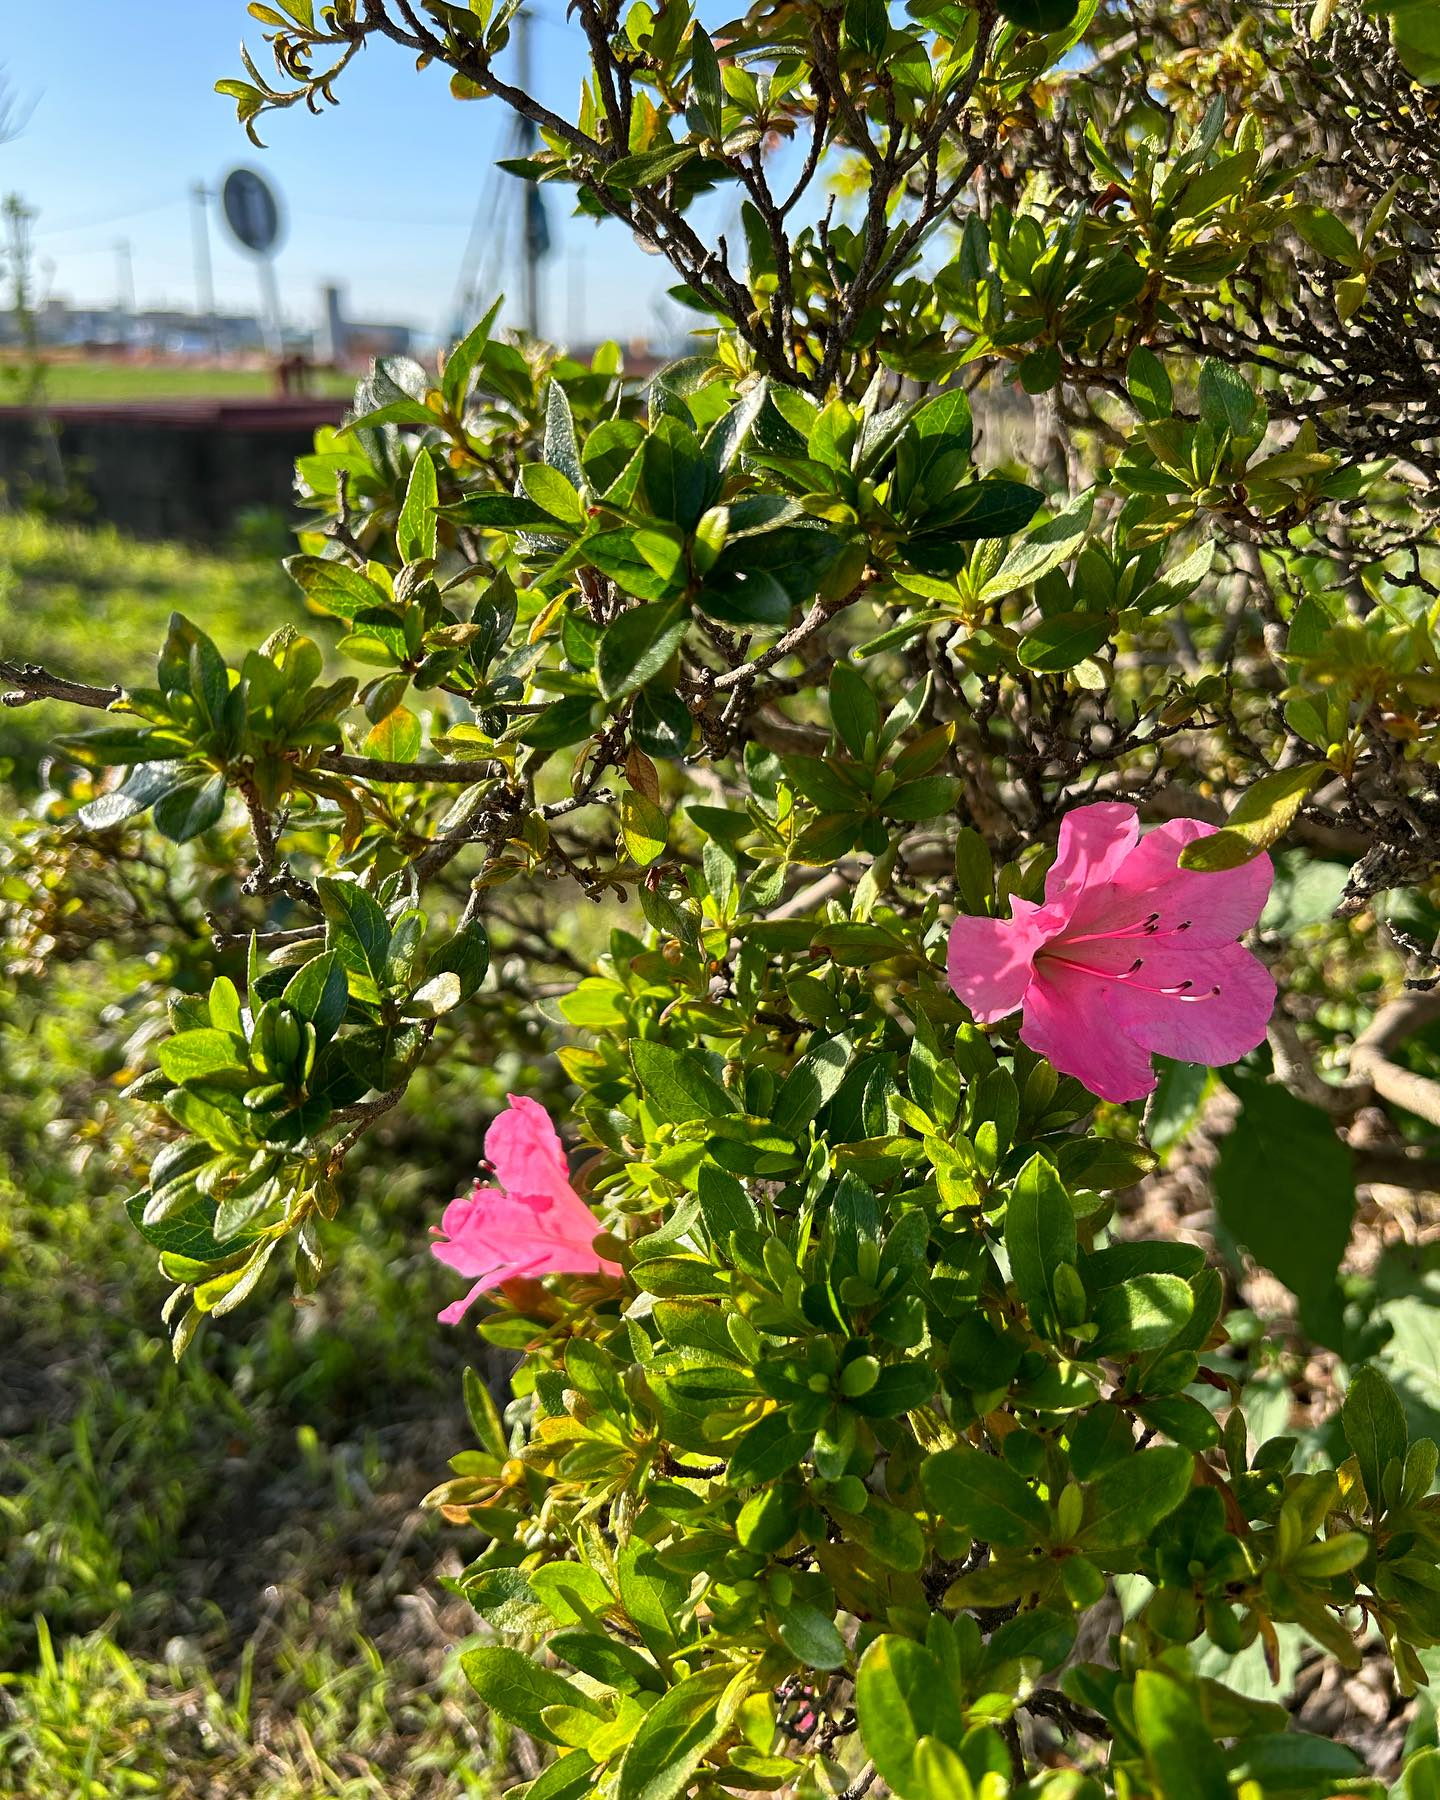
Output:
left=157, top=1028, right=245, bottom=1085
left=521, top=1753, right=597, bottom=1800
left=1177, top=764, right=1325, bottom=870
left=922, top=1443, right=1049, bottom=1547
left=1388, top=0, right=1440, bottom=84
left=317, top=876, right=393, bottom=998
left=1196, top=360, right=1258, bottom=437
left=621, top=790, right=669, bottom=866
left=461, top=1645, right=600, bottom=1745
left=856, top=1637, right=957, bottom=1795
left=126, top=1188, right=253, bottom=1264
left=1088, top=1274, right=1194, bottom=1355
left=1133, top=1669, right=1230, bottom=1800
left=513, top=693, right=599, bottom=749
left=1225, top=1734, right=1364, bottom=1789
left=520, top=461, right=585, bottom=524
left=1341, top=1364, right=1408, bottom=1514
left=463, top=1363, right=509, bottom=1459
left=631, top=1039, right=735, bottom=1122
left=994, top=0, right=1081, bottom=28
left=1080, top=1445, right=1194, bottom=1549
left=602, top=146, right=699, bottom=192
left=441, top=294, right=503, bottom=410
left=544, top=379, right=584, bottom=486
left=444, top=492, right=556, bottom=529
left=284, top=554, right=392, bottom=621
left=79, top=760, right=185, bottom=831
left=598, top=600, right=689, bottom=701
left=1127, top=346, right=1174, bottom=421
left=1290, top=204, right=1363, bottom=266
left=772, top=1034, right=852, bottom=1134
left=364, top=705, right=423, bottom=766
left=397, top=450, right=439, bottom=562
left=409, top=971, right=463, bottom=1016
left=613, top=1667, right=732, bottom=1800
left=929, top=478, right=1043, bottom=543
left=777, top=1600, right=848, bottom=1671
left=830, top=660, right=881, bottom=760
left=547, top=1628, right=665, bottom=1695
left=640, top=417, right=710, bottom=530
left=1214, top=1073, right=1354, bottom=1350
left=1395, top=1749, right=1440, bottom=1800
left=981, top=490, right=1094, bottom=601
left=1018, top=610, right=1111, bottom=672
left=689, top=25, right=723, bottom=136
left=728, top=1414, right=815, bottom=1487
left=464, top=1569, right=550, bottom=1635
left=910, top=1737, right=976, bottom=1800
left=1005, top=1153, right=1077, bottom=1332
left=843, top=0, right=888, bottom=55
left=153, top=773, right=227, bottom=842
left=885, top=775, right=962, bottom=822
left=633, top=684, right=694, bottom=759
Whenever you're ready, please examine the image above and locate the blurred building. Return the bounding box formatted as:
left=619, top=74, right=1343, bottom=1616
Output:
left=2, top=296, right=410, bottom=362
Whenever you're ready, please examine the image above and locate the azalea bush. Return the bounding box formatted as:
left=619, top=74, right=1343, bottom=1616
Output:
left=6, top=0, right=1440, bottom=1792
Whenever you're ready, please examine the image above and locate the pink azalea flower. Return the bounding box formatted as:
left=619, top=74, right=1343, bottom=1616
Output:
left=946, top=802, right=1275, bottom=1104
left=430, top=1095, right=621, bottom=1324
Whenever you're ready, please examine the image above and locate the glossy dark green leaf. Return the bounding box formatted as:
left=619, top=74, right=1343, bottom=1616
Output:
left=153, top=772, right=227, bottom=842
left=922, top=1442, right=1048, bottom=1547
left=598, top=601, right=689, bottom=701
left=1342, top=1364, right=1408, bottom=1514
left=1214, top=1074, right=1354, bottom=1350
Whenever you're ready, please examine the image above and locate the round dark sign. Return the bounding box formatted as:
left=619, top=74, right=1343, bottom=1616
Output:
left=221, top=167, right=283, bottom=256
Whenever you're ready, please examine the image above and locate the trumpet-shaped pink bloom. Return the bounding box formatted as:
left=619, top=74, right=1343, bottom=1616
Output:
left=430, top=1095, right=621, bottom=1324
left=946, top=803, right=1275, bottom=1104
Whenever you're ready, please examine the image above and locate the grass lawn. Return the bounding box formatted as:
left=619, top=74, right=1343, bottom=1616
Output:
left=2, top=359, right=356, bottom=405
left=0, top=516, right=511, bottom=1796
left=0, top=513, right=306, bottom=770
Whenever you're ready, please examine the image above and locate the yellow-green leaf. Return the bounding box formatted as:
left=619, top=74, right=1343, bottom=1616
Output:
left=1177, top=764, right=1325, bottom=871
left=622, top=789, right=668, bottom=866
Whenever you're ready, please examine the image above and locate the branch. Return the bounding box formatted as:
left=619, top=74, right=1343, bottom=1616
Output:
left=0, top=663, right=507, bottom=786
left=322, top=751, right=500, bottom=783
left=1267, top=1015, right=1360, bottom=1117
left=0, top=658, right=121, bottom=711
left=710, top=593, right=858, bottom=692
left=1022, top=1685, right=1111, bottom=1741
left=1352, top=1148, right=1440, bottom=1195
left=1348, top=991, right=1440, bottom=1128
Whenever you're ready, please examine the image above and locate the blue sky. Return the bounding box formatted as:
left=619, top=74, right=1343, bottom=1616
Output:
left=1, top=2, right=721, bottom=348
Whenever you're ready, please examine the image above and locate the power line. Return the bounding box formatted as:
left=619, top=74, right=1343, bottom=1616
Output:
left=37, top=195, right=187, bottom=236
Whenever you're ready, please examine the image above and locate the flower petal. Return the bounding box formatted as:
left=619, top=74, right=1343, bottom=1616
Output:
left=1064, top=819, right=1273, bottom=947
left=1019, top=959, right=1159, bottom=1103
left=485, top=1095, right=573, bottom=1200
left=432, top=1186, right=553, bottom=1275
left=438, top=1277, right=494, bottom=1326
left=1106, top=942, right=1276, bottom=1068
left=947, top=913, right=1044, bottom=1023
left=1043, top=803, right=1141, bottom=925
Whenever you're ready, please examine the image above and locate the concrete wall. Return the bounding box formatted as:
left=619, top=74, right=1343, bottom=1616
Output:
left=0, top=399, right=347, bottom=540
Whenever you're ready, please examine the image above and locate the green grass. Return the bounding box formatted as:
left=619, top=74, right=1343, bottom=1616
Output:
left=2, top=359, right=355, bottom=404
left=0, top=513, right=305, bottom=770
left=0, top=951, right=513, bottom=1796
left=0, top=517, right=524, bottom=1794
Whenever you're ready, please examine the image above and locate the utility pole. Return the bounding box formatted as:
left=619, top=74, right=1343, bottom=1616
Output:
left=190, top=181, right=221, bottom=358
left=567, top=243, right=585, bottom=353
left=3, top=192, right=64, bottom=489
left=114, top=236, right=135, bottom=342
left=515, top=8, right=547, bottom=338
